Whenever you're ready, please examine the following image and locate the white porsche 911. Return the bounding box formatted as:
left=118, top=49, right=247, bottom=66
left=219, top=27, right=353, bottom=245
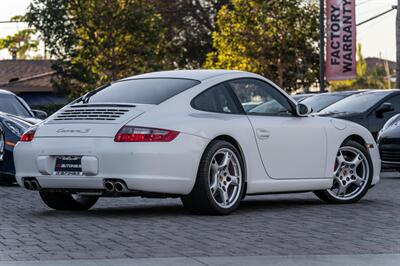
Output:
left=14, top=70, right=380, bottom=214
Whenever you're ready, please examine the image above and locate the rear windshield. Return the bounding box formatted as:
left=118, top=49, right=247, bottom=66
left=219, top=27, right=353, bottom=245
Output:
left=81, top=78, right=200, bottom=105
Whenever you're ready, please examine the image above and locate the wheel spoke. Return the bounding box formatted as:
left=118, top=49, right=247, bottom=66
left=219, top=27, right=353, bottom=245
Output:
left=220, top=189, right=229, bottom=205
left=353, top=174, right=364, bottom=187
left=337, top=184, right=347, bottom=196
left=229, top=175, right=240, bottom=187
left=211, top=160, right=219, bottom=174
left=219, top=152, right=231, bottom=169
left=210, top=178, right=218, bottom=194
left=351, top=153, right=364, bottom=167
left=336, top=151, right=346, bottom=165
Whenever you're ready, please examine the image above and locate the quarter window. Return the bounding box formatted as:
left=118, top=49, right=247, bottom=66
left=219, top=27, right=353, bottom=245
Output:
left=229, top=79, right=294, bottom=116
left=192, top=83, right=240, bottom=114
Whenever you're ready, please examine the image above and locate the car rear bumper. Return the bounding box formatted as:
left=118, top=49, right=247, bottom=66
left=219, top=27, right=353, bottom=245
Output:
left=14, top=133, right=208, bottom=195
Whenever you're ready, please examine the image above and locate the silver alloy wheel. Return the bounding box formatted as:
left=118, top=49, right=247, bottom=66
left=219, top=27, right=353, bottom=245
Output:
left=0, top=132, right=4, bottom=161
left=327, top=146, right=369, bottom=200
left=209, top=148, right=242, bottom=208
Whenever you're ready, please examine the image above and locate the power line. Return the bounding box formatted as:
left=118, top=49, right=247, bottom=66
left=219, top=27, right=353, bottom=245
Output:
left=357, top=6, right=397, bottom=27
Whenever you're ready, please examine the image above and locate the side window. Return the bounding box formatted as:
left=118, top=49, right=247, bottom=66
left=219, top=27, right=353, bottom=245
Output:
left=382, top=95, right=400, bottom=114
left=229, top=79, right=294, bottom=116
left=192, top=83, right=240, bottom=114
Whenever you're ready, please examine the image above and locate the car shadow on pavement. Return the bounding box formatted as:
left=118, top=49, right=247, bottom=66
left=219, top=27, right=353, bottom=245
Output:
left=31, top=194, right=337, bottom=218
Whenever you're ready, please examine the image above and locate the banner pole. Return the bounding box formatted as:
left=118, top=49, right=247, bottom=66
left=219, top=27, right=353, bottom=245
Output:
left=319, top=0, right=325, bottom=93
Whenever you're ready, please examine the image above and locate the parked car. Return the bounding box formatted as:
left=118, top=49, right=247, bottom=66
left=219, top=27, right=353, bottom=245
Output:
left=0, top=90, right=47, bottom=123
left=318, top=90, right=400, bottom=139
left=0, top=90, right=45, bottom=184
left=377, top=114, right=400, bottom=170
left=300, top=90, right=364, bottom=113
left=14, top=70, right=380, bottom=214
left=0, top=112, right=36, bottom=184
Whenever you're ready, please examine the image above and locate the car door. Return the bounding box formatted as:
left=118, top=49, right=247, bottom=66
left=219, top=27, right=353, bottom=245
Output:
left=228, top=78, right=327, bottom=179
left=367, top=94, right=400, bottom=138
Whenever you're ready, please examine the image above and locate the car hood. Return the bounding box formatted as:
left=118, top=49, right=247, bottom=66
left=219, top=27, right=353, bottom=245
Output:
left=316, top=111, right=361, bottom=118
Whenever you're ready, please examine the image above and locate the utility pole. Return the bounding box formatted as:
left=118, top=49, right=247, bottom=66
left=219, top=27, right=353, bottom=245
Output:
left=397, top=1, right=400, bottom=88
left=319, top=0, right=325, bottom=93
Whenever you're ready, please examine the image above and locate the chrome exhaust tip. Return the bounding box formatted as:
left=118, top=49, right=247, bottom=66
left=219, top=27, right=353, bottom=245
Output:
left=104, top=181, right=115, bottom=192
left=23, top=180, right=32, bottom=190
left=114, top=181, right=126, bottom=192
left=30, top=180, right=40, bottom=191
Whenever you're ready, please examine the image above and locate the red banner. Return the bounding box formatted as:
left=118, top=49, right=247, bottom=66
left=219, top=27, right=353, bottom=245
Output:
left=326, top=0, right=356, bottom=80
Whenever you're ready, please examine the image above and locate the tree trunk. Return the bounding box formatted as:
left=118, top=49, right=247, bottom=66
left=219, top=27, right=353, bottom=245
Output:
left=397, top=1, right=400, bottom=88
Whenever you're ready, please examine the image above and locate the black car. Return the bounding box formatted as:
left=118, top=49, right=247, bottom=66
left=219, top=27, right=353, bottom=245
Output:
left=300, top=90, right=365, bottom=113
left=0, top=90, right=46, bottom=184
left=317, top=90, right=400, bottom=139
left=377, top=114, right=400, bottom=170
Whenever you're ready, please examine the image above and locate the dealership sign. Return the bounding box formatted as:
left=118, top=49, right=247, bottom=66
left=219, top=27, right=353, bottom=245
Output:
left=326, top=0, right=356, bottom=80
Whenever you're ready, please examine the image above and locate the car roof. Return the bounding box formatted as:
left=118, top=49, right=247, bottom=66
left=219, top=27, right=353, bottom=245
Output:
left=122, top=69, right=246, bottom=82
left=318, top=89, right=400, bottom=96
left=0, top=89, right=15, bottom=95
left=353, top=89, right=400, bottom=96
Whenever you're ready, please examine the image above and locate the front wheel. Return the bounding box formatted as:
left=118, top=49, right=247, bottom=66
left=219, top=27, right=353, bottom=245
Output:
left=40, top=191, right=98, bottom=211
left=181, top=140, right=245, bottom=215
left=314, top=140, right=373, bottom=204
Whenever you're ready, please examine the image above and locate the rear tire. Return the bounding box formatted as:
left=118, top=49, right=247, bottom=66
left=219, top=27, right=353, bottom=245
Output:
left=314, top=140, right=373, bottom=204
left=40, top=191, right=98, bottom=211
left=0, top=174, right=15, bottom=185
left=181, top=140, right=245, bottom=215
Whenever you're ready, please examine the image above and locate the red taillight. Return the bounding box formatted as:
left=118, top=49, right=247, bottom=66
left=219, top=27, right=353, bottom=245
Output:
left=114, top=126, right=179, bottom=142
left=21, top=128, right=36, bottom=142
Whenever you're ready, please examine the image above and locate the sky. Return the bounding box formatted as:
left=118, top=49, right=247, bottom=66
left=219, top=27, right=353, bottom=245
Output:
left=0, top=0, right=398, bottom=61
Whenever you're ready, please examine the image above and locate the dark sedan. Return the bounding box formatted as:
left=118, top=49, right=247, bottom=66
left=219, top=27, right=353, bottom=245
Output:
left=301, top=90, right=365, bottom=113
left=317, top=90, right=400, bottom=139
left=377, top=114, right=400, bottom=170
left=0, top=90, right=45, bottom=184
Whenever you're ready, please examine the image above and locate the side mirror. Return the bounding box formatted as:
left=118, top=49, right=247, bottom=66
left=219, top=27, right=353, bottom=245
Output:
left=296, top=103, right=312, bottom=117
left=376, top=102, right=394, bottom=118
left=32, top=109, right=48, bottom=120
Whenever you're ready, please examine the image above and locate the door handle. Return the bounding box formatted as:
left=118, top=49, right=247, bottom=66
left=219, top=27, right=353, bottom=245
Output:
left=256, top=129, right=270, bottom=140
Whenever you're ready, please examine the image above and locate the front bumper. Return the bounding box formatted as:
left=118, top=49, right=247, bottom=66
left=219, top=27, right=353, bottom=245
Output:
left=14, top=134, right=208, bottom=195
left=379, top=142, right=400, bottom=170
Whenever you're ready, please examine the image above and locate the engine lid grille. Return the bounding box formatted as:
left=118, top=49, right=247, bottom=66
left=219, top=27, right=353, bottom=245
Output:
left=51, top=104, right=135, bottom=123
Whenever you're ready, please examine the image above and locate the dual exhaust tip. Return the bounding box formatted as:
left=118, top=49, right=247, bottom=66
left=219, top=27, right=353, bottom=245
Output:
left=23, top=178, right=127, bottom=193
left=104, top=179, right=128, bottom=193
left=23, top=178, right=41, bottom=191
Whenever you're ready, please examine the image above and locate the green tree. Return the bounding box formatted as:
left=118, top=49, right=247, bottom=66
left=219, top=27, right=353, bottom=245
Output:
left=204, top=0, right=319, bottom=91
left=329, top=44, right=390, bottom=91
left=26, top=0, right=170, bottom=98
left=0, top=16, right=39, bottom=59
left=151, top=0, right=229, bottom=68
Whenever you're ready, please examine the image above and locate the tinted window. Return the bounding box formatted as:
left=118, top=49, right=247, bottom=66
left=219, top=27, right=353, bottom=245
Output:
left=229, top=79, right=293, bottom=116
left=381, top=95, right=400, bottom=113
left=322, top=92, right=390, bottom=113
left=192, top=83, right=240, bottom=114
left=0, top=94, right=32, bottom=117
left=301, top=94, right=348, bottom=112
left=82, top=78, right=200, bottom=105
